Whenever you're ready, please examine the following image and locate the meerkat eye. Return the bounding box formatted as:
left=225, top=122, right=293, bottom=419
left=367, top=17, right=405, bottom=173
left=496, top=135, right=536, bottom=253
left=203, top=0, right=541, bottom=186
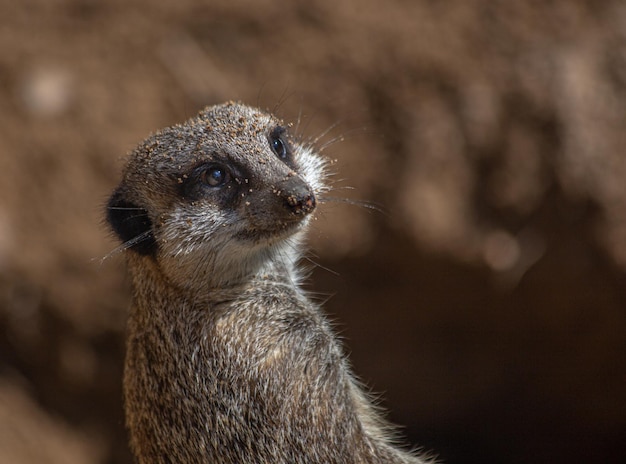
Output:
left=269, top=127, right=289, bottom=160
left=200, top=165, right=229, bottom=187
left=271, top=136, right=287, bottom=159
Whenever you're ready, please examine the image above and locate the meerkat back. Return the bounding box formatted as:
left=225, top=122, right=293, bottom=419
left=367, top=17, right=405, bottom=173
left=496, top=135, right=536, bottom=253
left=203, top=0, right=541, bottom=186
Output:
left=106, top=102, right=433, bottom=463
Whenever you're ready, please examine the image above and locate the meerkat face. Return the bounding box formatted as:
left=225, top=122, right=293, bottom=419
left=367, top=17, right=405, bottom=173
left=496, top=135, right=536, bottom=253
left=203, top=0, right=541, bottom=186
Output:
left=107, top=102, right=327, bottom=288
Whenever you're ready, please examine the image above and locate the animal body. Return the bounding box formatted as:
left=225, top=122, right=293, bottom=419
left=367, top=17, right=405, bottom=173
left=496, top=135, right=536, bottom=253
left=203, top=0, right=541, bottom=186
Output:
left=106, top=102, right=432, bottom=463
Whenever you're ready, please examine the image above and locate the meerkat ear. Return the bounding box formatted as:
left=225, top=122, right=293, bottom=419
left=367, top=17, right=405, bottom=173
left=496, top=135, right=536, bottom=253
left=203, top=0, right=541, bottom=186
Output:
left=106, top=188, right=157, bottom=257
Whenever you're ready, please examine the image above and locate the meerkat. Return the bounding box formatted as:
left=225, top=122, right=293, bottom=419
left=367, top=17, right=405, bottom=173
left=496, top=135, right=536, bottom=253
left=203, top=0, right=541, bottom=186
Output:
left=106, top=102, right=433, bottom=463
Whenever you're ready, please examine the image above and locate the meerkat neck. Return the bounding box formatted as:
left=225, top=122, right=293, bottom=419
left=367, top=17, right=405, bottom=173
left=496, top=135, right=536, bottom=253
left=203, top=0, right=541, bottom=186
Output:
left=127, top=242, right=303, bottom=308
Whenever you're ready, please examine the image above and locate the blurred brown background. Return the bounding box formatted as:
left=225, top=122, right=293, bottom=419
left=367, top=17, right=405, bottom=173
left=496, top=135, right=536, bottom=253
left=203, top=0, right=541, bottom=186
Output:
left=1, top=1, right=625, bottom=463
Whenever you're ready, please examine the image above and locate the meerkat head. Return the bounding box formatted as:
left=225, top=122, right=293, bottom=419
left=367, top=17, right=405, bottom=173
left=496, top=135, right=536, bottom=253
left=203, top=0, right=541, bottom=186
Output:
left=106, top=102, right=327, bottom=290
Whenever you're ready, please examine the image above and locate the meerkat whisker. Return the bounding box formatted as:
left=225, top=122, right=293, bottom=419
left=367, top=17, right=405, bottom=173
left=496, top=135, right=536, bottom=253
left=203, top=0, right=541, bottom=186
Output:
left=318, top=195, right=388, bottom=215
left=98, top=230, right=154, bottom=264
left=317, top=126, right=371, bottom=153
left=309, top=119, right=346, bottom=146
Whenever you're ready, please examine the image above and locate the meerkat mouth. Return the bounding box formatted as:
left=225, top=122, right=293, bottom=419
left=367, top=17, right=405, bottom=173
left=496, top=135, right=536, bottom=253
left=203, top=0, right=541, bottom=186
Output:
left=234, top=218, right=309, bottom=244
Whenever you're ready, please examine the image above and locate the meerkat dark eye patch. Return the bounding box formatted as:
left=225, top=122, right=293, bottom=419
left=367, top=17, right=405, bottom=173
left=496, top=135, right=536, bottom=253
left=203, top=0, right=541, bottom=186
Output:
left=106, top=189, right=157, bottom=256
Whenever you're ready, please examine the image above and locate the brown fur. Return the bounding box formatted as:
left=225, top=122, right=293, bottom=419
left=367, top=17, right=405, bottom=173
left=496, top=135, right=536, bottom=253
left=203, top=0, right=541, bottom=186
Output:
left=107, top=102, right=433, bottom=463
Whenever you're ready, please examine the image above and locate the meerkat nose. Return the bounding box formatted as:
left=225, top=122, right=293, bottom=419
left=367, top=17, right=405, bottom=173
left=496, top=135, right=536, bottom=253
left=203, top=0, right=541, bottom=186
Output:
left=281, top=177, right=316, bottom=216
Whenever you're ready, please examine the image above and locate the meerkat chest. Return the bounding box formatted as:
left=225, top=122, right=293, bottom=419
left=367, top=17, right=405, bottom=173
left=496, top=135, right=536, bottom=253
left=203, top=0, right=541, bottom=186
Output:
left=207, top=294, right=336, bottom=376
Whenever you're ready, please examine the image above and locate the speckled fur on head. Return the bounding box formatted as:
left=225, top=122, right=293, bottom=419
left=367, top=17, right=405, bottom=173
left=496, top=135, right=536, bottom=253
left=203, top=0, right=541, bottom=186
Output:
left=106, top=102, right=434, bottom=463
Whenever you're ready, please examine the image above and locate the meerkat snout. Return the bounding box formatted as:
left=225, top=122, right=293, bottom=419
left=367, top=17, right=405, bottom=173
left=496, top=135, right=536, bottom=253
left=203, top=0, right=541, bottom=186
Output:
left=280, top=175, right=316, bottom=216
